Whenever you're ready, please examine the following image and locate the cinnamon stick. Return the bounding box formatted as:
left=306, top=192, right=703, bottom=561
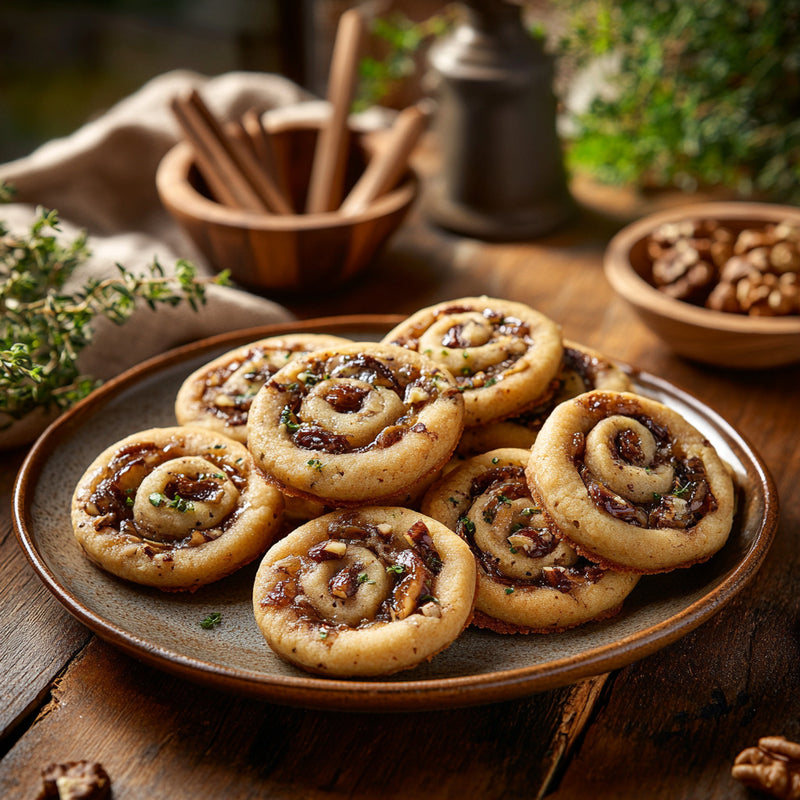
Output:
left=339, top=105, right=428, bottom=216
left=185, top=90, right=293, bottom=215
left=305, top=8, right=365, bottom=213
left=170, top=95, right=264, bottom=211
left=240, top=109, right=294, bottom=213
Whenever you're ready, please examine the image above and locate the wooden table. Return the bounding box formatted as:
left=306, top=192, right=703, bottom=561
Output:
left=2, top=171, right=798, bottom=799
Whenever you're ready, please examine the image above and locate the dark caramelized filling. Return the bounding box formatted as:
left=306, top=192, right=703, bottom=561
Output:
left=200, top=346, right=280, bottom=425
left=85, top=441, right=245, bottom=543
left=456, top=465, right=601, bottom=593
left=570, top=401, right=719, bottom=529
left=387, top=305, right=536, bottom=390
left=262, top=513, right=443, bottom=630
left=271, top=352, right=456, bottom=454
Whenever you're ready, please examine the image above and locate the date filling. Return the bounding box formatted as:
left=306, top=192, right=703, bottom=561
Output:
left=390, top=305, right=535, bottom=390
left=261, top=513, right=444, bottom=636
left=572, top=397, right=718, bottom=529
left=271, top=353, right=457, bottom=454
left=456, top=465, right=604, bottom=593
left=82, top=442, right=246, bottom=547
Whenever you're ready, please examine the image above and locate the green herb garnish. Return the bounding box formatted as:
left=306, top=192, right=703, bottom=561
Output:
left=460, top=517, right=476, bottom=534
left=199, top=612, right=222, bottom=629
left=149, top=492, right=194, bottom=513
left=280, top=406, right=300, bottom=432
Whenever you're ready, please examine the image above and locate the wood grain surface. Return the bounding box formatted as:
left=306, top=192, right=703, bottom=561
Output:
left=2, top=145, right=798, bottom=798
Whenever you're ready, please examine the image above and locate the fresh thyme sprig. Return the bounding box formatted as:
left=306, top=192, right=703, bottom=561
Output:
left=0, top=195, right=228, bottom=426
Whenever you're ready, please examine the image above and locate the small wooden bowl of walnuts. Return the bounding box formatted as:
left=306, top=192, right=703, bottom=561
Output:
left=604, top=202, right=800, bottom=368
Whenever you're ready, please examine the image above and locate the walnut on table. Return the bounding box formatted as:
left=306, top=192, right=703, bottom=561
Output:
left=37, top=761, right=111, bottom=800
left=732, top=736, right=800, bottom=799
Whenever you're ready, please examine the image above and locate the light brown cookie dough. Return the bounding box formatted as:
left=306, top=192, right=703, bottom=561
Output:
left=457, top=340, right=633, bottom=455
left=382, top=296, right=563, bottom=426
left=246, top=342, right=465, bottom=507
left=175, top=333, right=352, bottom=443
left=71, top=426, right=284, bottom=591
left=422, top=449, right=639, bottom=633
left=526, top=391, right=736, bottom=573
left=252, top=506, right=477, bottom=677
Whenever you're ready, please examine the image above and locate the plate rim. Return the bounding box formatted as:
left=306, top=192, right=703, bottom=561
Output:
left=12, top=314, right=780, bottom=711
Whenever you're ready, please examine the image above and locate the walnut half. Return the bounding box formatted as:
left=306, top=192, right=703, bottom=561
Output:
left=37, top=761, right=111, bottom=800
left=732, top=736, right=800, bottom=799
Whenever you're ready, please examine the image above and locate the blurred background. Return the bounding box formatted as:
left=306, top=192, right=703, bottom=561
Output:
left=2, top=0, right=798, bottom=203
left=0, top=0, right=436, bottom=162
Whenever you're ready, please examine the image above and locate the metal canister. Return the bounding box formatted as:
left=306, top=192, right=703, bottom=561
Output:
left=424, top=0, right=573, bottom=240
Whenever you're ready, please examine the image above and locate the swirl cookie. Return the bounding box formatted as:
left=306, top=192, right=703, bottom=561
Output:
left=247, top=342, right=465, bottom=507
left=382, top=296, right=563, bottom=426
left=422, top=449, right=639, bottom=633
left=457, top=340, right=633, bottom=454
left=71, top=426, right=284, bottom=591
left=252, top=506, right=477, bottom=676
left=526, top=391, right=736, bottom=573
left=175, top=333, right=352, bottom=443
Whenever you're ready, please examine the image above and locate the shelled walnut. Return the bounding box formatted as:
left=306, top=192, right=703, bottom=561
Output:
left=645, top=218, right=800, bottom=316
left=37, top=761, right=111, bottom=800
left=732, top=736, right=800, bottom=799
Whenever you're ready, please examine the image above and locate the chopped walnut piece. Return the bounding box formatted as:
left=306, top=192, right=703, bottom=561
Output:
left=321, top=540, right=347, bottom=558
left=732, top=736, right=800, bottom=800
left=774, top=221, right=800, bottom=243
left=719, top=255, right=763, bottom=284
left=735, top=228, right=773, bottom=254
left=38, top=761, right=111, bottom=800
left=771, top=241, right=800, bottom=274
left=650, top=241, right=715, bottom=303
left=706, top=281, right=740, bottom=313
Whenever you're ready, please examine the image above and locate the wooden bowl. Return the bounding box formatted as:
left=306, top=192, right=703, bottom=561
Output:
left=156, top=117, right=419, bottom=292
left=604, top=201, right=800, bottom=368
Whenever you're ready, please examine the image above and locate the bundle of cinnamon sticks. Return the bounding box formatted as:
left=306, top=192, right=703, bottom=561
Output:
left=170, top=9, right=427, bottom=219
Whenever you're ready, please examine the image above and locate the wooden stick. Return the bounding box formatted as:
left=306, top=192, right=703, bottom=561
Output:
left=304, top=8, right=365, bottom=213
left=170, top=96, right=266, bottom=212
left=240, top=109, right=295, bottom=213
left=185, top=90, right=294, bottom=215
left=339, top=105, right=428, bottom=216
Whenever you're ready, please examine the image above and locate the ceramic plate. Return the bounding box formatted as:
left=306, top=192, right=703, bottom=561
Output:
left=13, top=315, right=778, bottom=711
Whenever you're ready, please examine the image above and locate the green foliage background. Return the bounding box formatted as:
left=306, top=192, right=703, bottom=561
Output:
left=559, top=0, right=800, bottom=202
left=360, top=1, right=800, bottom=204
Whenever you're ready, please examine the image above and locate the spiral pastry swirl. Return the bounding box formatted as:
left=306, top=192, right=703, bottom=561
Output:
left=246, top=342, right=465, bottom=506
left=252, top=507, right=477, bottom=676
left=382, top=296, right=563, bottom=426
left=527, top=391, right=736, bottom=573
left=71, top=426, right=284, bottom=590
left=422, top=449, right=639, bottom=633
left=175, top=333, right=352, bottom=442
left=457, top=340, right=633, bottom=455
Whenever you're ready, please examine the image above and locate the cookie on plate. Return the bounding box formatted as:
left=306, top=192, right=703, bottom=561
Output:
left=71, top=426, right=283, bottom=591
left=422, top=448, right=639, bottom=633
left=246, top=342, right=465, bottom=507
left=382, top=296, right=563, bottom=427
left=252, top=506, right=477, bottom=676
left=457, top=340, right=633, bottom=454
left=175, top=333, right=352, bottom=443
left=526, top=390, right=736, bottom=573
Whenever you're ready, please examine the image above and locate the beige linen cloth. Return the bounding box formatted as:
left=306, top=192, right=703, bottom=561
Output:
left=0, top=70, right=320, bottom=445
left=0, top=69, right=323, bottom=374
